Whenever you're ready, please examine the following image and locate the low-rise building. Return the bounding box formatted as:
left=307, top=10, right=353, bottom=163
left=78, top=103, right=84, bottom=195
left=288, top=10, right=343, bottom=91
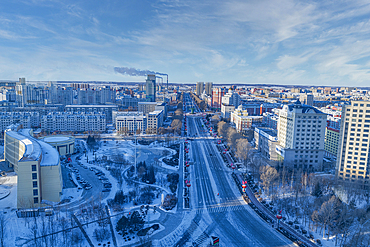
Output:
left=39, top=135, right=75, bottom=156
left=147, top=110, right=164, bottom=134
left=221, top=104, right=235, bottom=119
left=231, top=106, right=263, bottom=133
left=116, top=112, right=146, bottom=134
left=254, top=127, right=278, bottom=162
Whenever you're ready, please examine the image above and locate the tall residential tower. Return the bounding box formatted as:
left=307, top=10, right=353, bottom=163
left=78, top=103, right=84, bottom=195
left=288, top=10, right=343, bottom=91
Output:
left=336, top=101, right=370, bottom=186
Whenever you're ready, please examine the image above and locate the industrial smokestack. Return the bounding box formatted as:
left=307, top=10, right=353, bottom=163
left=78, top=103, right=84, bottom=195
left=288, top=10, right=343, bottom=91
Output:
left=114, top=67, right=167, bottom=77
left=167, top=75, right=169, bottom=90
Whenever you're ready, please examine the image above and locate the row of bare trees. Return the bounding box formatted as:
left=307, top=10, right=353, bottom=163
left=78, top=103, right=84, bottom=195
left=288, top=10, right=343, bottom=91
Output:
left=254, top=163, right=370, bottom=246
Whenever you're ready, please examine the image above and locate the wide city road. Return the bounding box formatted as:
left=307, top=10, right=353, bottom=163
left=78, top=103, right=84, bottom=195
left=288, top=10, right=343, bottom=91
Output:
left=183, top=94, right=292, bottom=246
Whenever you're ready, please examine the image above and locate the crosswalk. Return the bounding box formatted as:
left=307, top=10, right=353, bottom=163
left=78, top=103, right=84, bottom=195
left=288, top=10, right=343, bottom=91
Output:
left=194, top=205, right=245, bottom=214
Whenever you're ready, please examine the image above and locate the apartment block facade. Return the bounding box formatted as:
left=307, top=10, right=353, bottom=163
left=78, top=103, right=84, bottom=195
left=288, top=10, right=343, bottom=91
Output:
left=277, top=101, right=327, bottom=170
left=41, top=112, right=106, bottom=132
left=336, top=101, right=370, bottom=185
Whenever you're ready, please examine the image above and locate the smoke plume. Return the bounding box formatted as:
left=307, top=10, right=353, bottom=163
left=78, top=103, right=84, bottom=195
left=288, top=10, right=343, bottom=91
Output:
left=114, top=67, right=167, bottom=77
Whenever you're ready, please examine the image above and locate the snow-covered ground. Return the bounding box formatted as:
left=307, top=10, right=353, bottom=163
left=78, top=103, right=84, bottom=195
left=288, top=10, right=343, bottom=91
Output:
left=0, top=172, right=17, bottom=209
left=0, top=138, right=185, bottom=247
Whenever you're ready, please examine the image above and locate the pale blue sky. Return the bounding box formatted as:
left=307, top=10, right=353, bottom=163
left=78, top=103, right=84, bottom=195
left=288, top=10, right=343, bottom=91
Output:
left=1, top=0, right=370, bottom=86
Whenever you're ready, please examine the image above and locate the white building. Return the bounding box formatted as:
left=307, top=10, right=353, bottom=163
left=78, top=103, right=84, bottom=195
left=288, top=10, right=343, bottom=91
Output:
left=147, top=110, right=164, bottom=134
left=221, top=89, right=241, bottom=108
left=336, top=101, right=370, bottom=186
left=41, top=112, right=106, bottom=132
left=277, top=101, right=327, bottom=170
left=221, top=104, right=235, bottom=119
left=116, top=112, right=147, bottom=134
left=115, top=110, right=164, bottom=134
left=254, top=127, right=278, bottom=162
left=65, top=104, right=118, bottom=123
left=0, top=112, right=40, bottom=131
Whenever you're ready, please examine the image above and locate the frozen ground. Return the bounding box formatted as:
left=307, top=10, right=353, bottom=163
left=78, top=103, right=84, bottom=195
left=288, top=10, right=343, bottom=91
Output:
left=0, top=139, right=187, bottom=247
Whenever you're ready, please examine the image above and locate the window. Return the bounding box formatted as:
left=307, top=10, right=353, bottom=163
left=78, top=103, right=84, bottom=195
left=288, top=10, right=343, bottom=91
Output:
left=34, top=197, right=38, bottom=204
left=32, top=173, right=37, bottom=180
left=33, top=181, right=37, bottom=188
left=32, top=165, right=36, bottom=171
left=33, top=189, right=38, bottom=196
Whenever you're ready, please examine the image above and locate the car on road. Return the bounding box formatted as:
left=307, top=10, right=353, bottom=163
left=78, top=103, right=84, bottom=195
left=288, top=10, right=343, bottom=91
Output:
left=85, top=185, right=92, bottom=190
left=104, top=183, right=112, bottom=188
left=102, top=188, right=111, bottom=192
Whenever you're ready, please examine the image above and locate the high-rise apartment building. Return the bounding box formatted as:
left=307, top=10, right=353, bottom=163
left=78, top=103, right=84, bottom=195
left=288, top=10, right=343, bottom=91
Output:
left=336, top=101, right=370, bottom=186
left=16, top=78, right=28, bottom=107
left=205, top=82, right=213, bottom=95
left=196, top=82, right=204, bottom=96
left=145, top=74, right=156, bottom=102
left=276, top=100, right=327, bottom=170
left=212, top=87, right=227, bottom=109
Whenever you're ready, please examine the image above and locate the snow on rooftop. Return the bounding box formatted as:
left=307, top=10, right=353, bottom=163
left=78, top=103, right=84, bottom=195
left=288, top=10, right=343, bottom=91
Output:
left=7, top=130, right=41, bottom=161
left=38, top=141, right=60, bottom=166
left=43, top=136, right=69, bottom=142
left=19, top=129, right=59, bottom=166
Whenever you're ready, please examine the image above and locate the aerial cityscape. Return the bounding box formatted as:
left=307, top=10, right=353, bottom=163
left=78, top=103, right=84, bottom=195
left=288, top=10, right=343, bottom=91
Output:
left=1, top=1, right=370, bottom=247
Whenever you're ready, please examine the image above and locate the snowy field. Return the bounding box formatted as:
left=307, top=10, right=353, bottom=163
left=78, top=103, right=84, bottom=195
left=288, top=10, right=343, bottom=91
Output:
left=0, top=139, right=184, bottom=246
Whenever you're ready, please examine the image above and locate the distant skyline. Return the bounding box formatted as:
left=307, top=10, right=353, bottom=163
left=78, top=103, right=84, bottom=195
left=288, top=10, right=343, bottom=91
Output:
left=1, top=0, right=370, bottom=86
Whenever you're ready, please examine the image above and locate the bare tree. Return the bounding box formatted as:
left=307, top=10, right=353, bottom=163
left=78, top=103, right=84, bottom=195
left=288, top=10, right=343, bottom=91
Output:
left=235, top=138, right=252, bottom=169
left=217, top=121, right=229, bottom=138
left=226, top=127, right=241, bottom=150
left=211, top=115, right=220, bottom=125
left=260, top=165, right=278, bottom=196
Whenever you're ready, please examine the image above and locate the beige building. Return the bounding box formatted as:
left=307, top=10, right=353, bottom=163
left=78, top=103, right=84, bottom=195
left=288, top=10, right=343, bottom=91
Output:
left=147, top=110, right=164, bottom=134
left=336, top=101, right=370, bottom=185
left=231, top=106, right=263, bottom=133
left=4, top=128, right=62, bottom=208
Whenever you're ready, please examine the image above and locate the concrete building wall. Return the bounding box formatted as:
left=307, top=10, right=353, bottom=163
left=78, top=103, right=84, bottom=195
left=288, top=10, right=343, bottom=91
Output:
left=40, top=165, right=62, bottom=203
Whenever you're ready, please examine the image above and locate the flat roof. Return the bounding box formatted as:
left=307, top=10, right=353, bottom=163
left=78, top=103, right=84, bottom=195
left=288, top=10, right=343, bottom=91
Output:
left=66, top=105, right=118, bottom=108
left=43, top=136, right=70, bottom=142
left=257, top=128, right=277, bottom=137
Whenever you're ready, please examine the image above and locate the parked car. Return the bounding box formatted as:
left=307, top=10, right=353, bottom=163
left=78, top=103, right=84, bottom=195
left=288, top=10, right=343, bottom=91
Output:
left=102, top=188, right=111, bottom=192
